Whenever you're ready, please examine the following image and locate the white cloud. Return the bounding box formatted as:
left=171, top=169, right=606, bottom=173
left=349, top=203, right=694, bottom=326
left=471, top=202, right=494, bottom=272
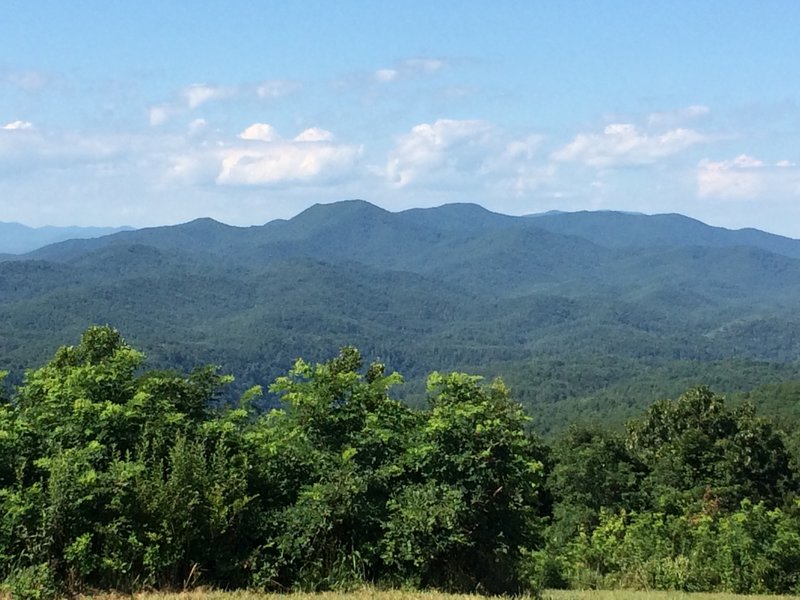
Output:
left=374, top=69, right=398, bottom=83
left=183, top=83, right=234, bottom=109
left=149, top=84, right=236, bottom=125
left=294, top=127, right=335, bottom=142
left=375, top=69, right=399, bottom=83
left=385, top=119, right=493, bottom=187
left=3, top=120, right=33, bottom=130
left=239, top=123, right=281, bottom=142
left=552, top=123, right=707, bottom=167
left=149, top=105, right=172, bottom=126
left=384, top=119, right=553, bottom=195
left=696, top=154, right=784, bottom=199
left=162, top=144, right=223, bottom=185
left=256, top=79, right=301, bottom=99
left=499, top=134, right=542, bottom=161
left=150, top=80, right=300, bottom=126
left=0, top=118, right=354, bottom=224
left=482, top=135, right=555, bottom=195
left=209, top=124, right=361, bottom=186
left=217, top=142, right=361, bottom=186
left=0, top=126, right=127, bottom=174
left=165, top=153, right=209, bottom=183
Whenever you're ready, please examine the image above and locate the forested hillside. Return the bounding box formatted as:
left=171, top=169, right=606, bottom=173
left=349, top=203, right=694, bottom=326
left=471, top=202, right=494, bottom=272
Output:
left=2, top=328, right=800, bottom=596
left=3, top=200, right=800, bottom=432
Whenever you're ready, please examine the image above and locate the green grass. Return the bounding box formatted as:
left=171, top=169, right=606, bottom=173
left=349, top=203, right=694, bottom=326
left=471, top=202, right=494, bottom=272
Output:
left=56, top=589, right=800, bottom=600
left=545, top=591, right=798, bottom=600
left=76, top=590, right=485, bottom=600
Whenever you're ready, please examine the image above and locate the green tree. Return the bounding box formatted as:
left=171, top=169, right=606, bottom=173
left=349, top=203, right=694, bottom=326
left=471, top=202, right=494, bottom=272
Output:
left=249, top=347, right=416, bottom=590
left=548, top=424, right=646, bottom=544
left=0, top=326, right=253, bottom=593
left=627, top=386, right=794, bottom=511
left=381, top=372, right=545, bottom=593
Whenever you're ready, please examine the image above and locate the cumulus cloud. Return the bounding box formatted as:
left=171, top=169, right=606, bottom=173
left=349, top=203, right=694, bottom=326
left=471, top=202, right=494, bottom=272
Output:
left=217, top=144, right=360, bottom=186
left=162, top=144, right=223, bottom=185
left=552, top=123, right=707, bottom=168
left=696, top=154, right=800, bottom=202
left=3, top=120, right=34, bottom=130
left=239, top=123, right=280, bottom=142
left=294, top=127, right=335, bottom=142
left=383, top=119, right=553, bottom=195
left=0, top=116, right=360, bottom=224
left=385, top=119, right=493, bottom=187
left=482, top=135, right=555, bottom=195
left=499, top=135, right=543, bottom=161
left=164, top=153, right=209, bottom=184
left=214, top=124, right=361, bottom=186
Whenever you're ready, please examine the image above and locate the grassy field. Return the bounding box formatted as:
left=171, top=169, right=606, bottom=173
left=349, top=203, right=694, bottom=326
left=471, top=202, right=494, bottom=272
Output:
left=545, top=591, right=798, bottom=600
left=37, top=589, right=796, bottom=600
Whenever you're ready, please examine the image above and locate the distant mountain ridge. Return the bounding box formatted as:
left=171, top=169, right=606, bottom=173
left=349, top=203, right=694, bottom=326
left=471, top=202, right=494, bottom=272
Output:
left=0, top=222, right=133, bottom=254
left=528, top=210, right=800, bottom=258
left=3, top=199, right=800, bottom=433
left=16, top=200, right=800, bottom=263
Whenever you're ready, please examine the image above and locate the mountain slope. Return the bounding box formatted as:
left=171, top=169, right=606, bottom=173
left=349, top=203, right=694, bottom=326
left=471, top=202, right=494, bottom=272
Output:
left=529, top=210, right=800, bottom=258
left=3, top=200, right=800, bottom=433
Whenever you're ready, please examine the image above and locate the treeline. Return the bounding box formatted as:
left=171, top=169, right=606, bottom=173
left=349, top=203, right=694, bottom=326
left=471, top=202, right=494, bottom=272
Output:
left=539, top=391, right=799, bottom=592
left=0, top=327, right=799, bottom=598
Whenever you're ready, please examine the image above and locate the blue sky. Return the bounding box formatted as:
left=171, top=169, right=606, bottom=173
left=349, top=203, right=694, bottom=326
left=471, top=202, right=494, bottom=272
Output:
left=2, top=1, right=800, bottom=235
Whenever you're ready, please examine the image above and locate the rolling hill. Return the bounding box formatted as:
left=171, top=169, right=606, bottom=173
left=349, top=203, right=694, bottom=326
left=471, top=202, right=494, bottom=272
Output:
left=3, top=200, right=800, bottom=433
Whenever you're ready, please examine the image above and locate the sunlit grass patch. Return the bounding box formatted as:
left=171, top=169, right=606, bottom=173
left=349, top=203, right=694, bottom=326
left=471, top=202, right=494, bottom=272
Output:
left=543, top=590, right=799, bottom=600
left=78, top=589, right=488, bottom=600
left=62, top=589, right=800, bottom=600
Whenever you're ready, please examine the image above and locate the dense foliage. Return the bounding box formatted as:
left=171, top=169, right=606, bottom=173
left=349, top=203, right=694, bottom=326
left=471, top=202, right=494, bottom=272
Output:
left=0, top=327, right=546, bottom=597
left=2, top=327, right=800, bottom=598
left=537, top=388, right=800, bottom=594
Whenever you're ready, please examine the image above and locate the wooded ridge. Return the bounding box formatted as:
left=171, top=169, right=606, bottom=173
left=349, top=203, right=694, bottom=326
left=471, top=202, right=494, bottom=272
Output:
left=2, top=201, right=800, bottom=433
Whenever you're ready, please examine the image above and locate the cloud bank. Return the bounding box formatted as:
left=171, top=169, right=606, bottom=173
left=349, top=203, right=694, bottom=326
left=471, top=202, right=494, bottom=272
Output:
left=552, top=123, right=707, bottom=168
left=697, top=154, right=800, bottom=200
left=215, top=124, right=362, bottom=186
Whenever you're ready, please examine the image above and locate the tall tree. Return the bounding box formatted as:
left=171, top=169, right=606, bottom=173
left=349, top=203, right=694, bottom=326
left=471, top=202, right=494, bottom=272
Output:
left=626, top=386, right=794, bottom=511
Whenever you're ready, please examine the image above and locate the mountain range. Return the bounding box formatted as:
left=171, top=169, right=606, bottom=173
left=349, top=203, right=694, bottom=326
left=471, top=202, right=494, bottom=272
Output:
left=3, top=200, right=800, bottom=433
left=0, top=222, right=132, bottom=255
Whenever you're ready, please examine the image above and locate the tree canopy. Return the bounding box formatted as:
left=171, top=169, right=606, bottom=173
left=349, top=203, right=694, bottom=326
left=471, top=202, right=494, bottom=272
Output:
left=1, top=327, right=800, bottom=597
